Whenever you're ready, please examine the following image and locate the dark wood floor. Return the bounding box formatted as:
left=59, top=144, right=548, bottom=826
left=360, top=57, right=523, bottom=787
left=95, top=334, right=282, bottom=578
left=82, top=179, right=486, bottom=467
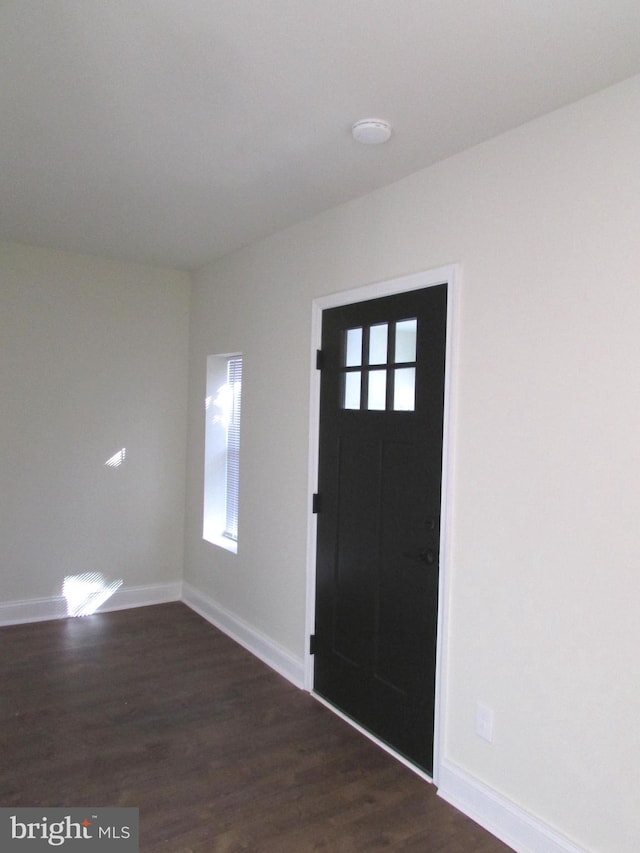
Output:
left=0, top=603, right=511, bottom=852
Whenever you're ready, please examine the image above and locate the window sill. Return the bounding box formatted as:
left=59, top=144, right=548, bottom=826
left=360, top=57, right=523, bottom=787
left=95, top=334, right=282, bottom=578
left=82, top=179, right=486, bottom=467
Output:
left=203, top=532, right=238, bottom=555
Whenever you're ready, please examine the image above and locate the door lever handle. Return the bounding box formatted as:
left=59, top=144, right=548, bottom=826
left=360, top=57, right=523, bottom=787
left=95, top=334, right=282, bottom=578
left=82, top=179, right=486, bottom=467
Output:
left=403, top=547, right=437, bottom=565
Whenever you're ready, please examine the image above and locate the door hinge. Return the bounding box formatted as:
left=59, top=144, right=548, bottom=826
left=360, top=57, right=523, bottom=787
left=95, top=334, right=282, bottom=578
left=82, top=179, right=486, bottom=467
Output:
left=316, top=349, right=323, bottom=370
left=309, top=634, right=317, bottom=654
left=312, top=493, right=321, bottom=513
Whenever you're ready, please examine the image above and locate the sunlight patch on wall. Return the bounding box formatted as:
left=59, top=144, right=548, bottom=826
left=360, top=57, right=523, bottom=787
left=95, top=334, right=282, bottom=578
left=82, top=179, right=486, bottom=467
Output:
left=63, top=572, right=123, bottom=617
left=209, top=382, right=235, bottom=430
left=105, top=448, right=127, bottom=468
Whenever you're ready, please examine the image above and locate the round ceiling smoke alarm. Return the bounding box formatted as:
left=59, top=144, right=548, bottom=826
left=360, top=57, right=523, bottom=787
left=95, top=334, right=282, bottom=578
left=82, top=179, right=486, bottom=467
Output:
left=351, top=118, right=392, bottom=145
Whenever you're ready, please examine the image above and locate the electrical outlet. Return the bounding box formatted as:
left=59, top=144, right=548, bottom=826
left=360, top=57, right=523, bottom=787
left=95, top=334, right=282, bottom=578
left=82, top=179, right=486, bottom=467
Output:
left=475, top=702, right=494, bottom=743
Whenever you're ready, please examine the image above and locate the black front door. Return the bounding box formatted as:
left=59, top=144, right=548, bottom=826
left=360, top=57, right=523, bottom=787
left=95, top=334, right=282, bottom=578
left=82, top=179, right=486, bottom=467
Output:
left=313, top=284, right=447, bottom=774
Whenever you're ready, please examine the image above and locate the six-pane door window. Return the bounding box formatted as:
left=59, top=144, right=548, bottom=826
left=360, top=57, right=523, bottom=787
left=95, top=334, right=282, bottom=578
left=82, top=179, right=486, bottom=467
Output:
left=343, top=319, right=417, bottom=411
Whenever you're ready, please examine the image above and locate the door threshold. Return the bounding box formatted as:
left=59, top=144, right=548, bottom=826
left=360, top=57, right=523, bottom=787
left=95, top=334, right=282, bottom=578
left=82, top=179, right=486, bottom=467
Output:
left=311, top=690, right=434, bottom=785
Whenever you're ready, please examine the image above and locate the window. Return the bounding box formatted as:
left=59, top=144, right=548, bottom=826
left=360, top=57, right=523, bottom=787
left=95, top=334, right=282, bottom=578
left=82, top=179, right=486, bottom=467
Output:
left=342, top=319, right=417, bottom=411
left=203, top=353, right=243, bottom=552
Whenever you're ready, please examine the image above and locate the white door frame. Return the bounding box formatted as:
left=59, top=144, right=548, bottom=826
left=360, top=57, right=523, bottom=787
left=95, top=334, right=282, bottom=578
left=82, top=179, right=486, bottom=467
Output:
left=304, top=263, right=460, bottom=786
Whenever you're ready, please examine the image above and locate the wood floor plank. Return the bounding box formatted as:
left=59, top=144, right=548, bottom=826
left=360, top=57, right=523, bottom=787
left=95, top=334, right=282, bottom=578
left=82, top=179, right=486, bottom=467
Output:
left=0, top=603, right=512, bottom=852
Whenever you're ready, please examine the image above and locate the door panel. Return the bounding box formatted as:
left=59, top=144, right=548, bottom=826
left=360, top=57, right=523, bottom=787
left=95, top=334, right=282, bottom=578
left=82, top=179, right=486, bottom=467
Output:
left=313, top=284, right=447, bottom=774
left=333, top=435, right=379, bottom=667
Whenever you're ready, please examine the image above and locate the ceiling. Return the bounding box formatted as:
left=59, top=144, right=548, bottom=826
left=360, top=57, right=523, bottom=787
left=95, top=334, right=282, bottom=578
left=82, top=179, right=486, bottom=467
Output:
left=2, top=1, right=640, bottom=272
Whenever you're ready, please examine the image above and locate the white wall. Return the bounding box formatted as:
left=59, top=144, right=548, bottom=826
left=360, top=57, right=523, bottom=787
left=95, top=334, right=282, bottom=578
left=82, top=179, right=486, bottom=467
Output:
left=185, top=75, right=640, bottom=852
left=1, top=242, right=190, bottom=612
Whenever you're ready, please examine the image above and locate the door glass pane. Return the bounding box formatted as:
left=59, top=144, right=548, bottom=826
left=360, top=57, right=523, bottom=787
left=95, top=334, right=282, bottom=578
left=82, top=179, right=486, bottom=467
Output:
left=369, top=323, right=388, bottom=365
left=393, top=367, right=415, bottom=411
left=343, top=372, right=361, bottom=409
left=395, top=319, right=417, bottom=363
left=368, top=370, right=387, bottom=410
left=345, top=328, right=362, bottom=367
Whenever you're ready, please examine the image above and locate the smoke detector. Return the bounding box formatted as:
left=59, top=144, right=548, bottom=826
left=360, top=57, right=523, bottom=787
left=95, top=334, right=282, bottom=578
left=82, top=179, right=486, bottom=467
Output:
left=351, top=118, right=392, bottom=145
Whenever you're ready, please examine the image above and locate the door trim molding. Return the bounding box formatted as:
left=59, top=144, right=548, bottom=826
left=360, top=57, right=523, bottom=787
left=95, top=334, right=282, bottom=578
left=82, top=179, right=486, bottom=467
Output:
left=304, top=263, right=461, bottom=787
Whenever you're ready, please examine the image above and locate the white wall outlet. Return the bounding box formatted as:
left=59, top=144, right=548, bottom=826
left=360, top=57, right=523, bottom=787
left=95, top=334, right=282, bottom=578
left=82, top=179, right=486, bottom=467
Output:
left=475, top=702, right=494, bottom=743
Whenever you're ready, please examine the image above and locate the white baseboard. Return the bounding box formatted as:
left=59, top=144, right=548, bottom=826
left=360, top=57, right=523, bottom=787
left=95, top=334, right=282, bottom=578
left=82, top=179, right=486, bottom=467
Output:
left=182, top=581, right=305, bottom=688
left=0, top=595, right=68, bottom=626
left=437, top=760, right=585, bottom=853
left=0, top=582, right=183, bottom=627
left=99, top=581, right=183, bottom=613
